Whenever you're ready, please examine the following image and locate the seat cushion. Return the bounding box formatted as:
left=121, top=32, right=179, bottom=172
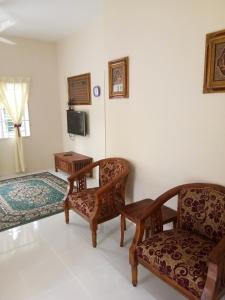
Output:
left=178, top=187, right=225, bottom=242
left=68, top=188, right=97, bottom=218
left=68, top=188, right=124, bottom=220
left=136, top=229, right=216, bottom=298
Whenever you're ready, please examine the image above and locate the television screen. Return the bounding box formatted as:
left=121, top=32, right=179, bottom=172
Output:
left=67, top=110, right=87, bottom=136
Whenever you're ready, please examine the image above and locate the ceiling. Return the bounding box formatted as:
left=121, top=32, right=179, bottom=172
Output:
left=0, top=0, right=101, bottom=42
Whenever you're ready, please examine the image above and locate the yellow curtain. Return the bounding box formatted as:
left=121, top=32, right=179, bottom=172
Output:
left=0, top=77, right=30, bottom=173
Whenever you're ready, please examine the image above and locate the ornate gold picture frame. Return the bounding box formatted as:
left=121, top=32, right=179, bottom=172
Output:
left=108, top=57, right=129, bottom=99
left=67, top=73, right=91, bottom=105
left=203, top=29, right=225, bottom=93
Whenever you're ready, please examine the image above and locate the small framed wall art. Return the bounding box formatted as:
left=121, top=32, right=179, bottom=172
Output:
left=108, top=56, right=129, bottom=99
left=203, top=29, right=225, bottom=93
left=67, top=73, right=91, bottom=105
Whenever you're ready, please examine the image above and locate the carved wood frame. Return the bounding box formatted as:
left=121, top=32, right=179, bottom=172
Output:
left=203, top=29, right=225, bottom=93
left=67, top=73, right=91, bottom=105
left=108, top=57, right=129, bottom=99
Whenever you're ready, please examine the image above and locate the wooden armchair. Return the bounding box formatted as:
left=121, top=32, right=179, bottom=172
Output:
left=64, top=157, right=129, bottom=247
left=129, top=183, right=225, bottom=300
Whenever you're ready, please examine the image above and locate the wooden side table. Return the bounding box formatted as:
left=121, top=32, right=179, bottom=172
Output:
left=54, top=151, right=93, bottom=176
left=120, top=198, right=177, bottom=247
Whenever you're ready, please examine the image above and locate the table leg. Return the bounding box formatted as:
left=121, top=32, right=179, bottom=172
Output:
left=54, top=157, right=58, bottom=172
left=120, top=214, right=125, bottom=247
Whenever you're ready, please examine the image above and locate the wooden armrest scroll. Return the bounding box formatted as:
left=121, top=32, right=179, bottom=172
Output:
left=76, top=176, right=87, bottom=192
left=129, top=220, right=145, bottom=265
left=202, top=238, right=225, bottom=300
left=202, top=231, right=225, bottom=297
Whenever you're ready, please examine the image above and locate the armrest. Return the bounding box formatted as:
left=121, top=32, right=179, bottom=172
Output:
left=139, top=185, right=181, bottom=222
left=129, top=200, right=166, bottom=266
left=90, top=171, right=128, bottom=220
left=68, top=160, right=99, bottom=184
left=129, top=220, right=145, bottom=265
left=129, top=186, right=181, bottom=265
left=209, top=236, right=225, bottom=264
left=64, top=161, right=99, bottom=200
left=202, top=236, right=225, bottom=299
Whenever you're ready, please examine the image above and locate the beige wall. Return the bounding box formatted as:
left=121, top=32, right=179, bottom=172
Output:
left=57, top=13, right=105, bottom=161
left=0, top=37, right=62, bottom=176
left=57, top=0, right=225, bottom=203
left=104, top=0, right=225, bottom=202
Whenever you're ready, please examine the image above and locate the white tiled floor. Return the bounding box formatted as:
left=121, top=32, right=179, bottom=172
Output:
left=0, top=212, right=187, bottom=300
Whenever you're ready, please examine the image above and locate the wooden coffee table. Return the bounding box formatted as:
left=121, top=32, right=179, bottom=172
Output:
left=120, top=198, right=177, bottom=247
left=54, top=151, right=92, bottom=176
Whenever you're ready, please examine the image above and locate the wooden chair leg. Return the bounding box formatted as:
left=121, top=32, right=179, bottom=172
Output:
left=131, top=263, right=138, bottom=287
left=64, top=202, right=69, bottom=224
left=91, top=223, right=97, bottom=248
left=120, top=214, right=125, bottom=247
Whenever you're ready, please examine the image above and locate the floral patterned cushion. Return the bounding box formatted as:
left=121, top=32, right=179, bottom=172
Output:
left=99, top=159, right=126, bottom=186
left=68, top=188, right=124, bottom=220
left=68, top=188, right=97, bottom=217
left=178, top=188, right=225, bottom=242
left=99, top=191, right=124, bottom=221
left=136, top=229, right=215, bottom=298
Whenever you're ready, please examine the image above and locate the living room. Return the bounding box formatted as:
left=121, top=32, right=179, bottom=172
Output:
left=0, top=0, right=225, bottom=299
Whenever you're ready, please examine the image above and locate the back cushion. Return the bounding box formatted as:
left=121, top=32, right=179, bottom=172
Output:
left=178, top=187, right=225, bottom=242
left=99, top=159, right=126, bottom=186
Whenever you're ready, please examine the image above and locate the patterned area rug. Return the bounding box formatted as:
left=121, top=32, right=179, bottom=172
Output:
left=0, top=172, right=67, bottom=232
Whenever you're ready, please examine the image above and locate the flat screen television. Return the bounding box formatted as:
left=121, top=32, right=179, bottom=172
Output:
left=67, top=110, right=87, bottom=136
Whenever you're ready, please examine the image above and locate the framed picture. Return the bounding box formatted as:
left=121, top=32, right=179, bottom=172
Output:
left=67, top=73, right=91, bottom=105
left=108, top=57, right=129, bottom=98
left=203, top=29, right=225, bottom=93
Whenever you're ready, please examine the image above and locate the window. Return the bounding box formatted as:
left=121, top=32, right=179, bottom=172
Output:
left=0, top=105, right=30, bottom=139
left=0, top=80, right=30, bottom=139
